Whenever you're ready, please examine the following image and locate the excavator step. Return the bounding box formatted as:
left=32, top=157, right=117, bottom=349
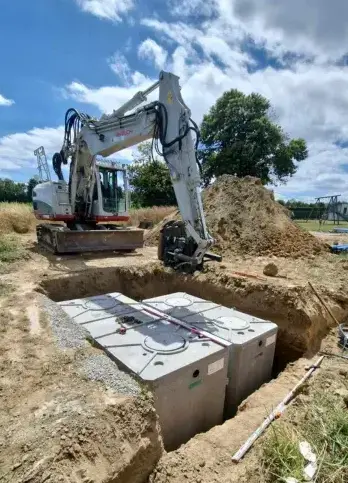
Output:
left=36, top=224, right=144, bottom=254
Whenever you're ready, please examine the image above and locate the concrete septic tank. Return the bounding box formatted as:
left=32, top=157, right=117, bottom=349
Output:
left=58, top=293, right=229, bottom=451
left=143, top=292, right=278, bottom=417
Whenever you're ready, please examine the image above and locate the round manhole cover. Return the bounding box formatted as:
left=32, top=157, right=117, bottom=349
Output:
left=215, top=316, right=250, bottom=330
left=165, top=296, right=192, bottom=307
left=83, top=297, right=118, bottom=311
left=143, top=333, right=187, bottom=353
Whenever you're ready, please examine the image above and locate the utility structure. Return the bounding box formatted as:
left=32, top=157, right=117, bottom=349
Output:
left=34, top=146, right=51, bottom=182
left=306, top=195, right=341, bottom=225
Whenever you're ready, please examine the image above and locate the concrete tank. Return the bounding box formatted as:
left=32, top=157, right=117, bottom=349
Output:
left=143, top=292, right=278, bottom=417
left=58, top=293, right=229, bottom=450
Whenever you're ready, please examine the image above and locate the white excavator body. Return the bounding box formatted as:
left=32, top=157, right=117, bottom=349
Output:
left=33, top=71, right=221, bottom=270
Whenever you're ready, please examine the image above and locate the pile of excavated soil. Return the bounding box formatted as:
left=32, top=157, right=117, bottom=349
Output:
left=145, top=175, right=327, bottom=258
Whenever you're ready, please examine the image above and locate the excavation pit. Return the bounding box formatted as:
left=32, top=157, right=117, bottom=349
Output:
left=37, top=265, right=333, bottom=451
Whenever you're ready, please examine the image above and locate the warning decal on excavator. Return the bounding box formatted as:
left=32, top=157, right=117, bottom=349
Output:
left=167, top=91, right=173, bottom=104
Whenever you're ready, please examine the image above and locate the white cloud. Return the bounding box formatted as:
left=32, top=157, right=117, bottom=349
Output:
left=64, top=49, right=156, bottom=114
left=137, top=5, right=348, bottom=199
left=167, top=0, right=348, bottom=61
left=0, top=123, right=136, bottom=173
left=0, top=94, right=14, bottom=107
left=138, top=39, right=168, bottom=69
left=141, top=19, right=202, bottom=45
left=141, top=18, right=251, bottom=72
left=65, top=75, right=155, bottom=114
left=108, top=52, right=132, bottom=85
left=0, top=126, right=64, bottom=171
left=275, top=143, right=348, bottom=200
left=75, top=0, right=134, bottom=22
left=168, top=0, right=216, bottom=18
left=231, top=0, right=348, bottom=60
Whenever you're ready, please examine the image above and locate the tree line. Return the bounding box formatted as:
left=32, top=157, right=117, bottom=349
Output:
left=1, top=87, right=308, bottom=207
left=277, top=199, right=323, bottom=209
left=0, top=178, right=38, bottom=203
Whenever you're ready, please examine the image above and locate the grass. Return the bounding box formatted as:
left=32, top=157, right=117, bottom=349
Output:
left=260, top=391, right=348, bottom=483
left=0, top=234, right=27, bottom=263
left=296, top=219, right=348, bottom=232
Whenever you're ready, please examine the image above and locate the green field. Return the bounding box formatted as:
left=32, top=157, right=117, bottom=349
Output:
left=296, top=219, right=348, bottom=232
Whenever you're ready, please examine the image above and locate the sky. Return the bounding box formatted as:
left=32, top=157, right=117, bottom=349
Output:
left=1, top=0, right=348, bottom=201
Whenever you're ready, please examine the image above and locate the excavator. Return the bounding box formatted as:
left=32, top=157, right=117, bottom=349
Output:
left=33, top=71, right=220, bottom=271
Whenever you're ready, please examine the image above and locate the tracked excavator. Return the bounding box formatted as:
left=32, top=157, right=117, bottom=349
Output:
left=33, top=71, right=221, bottom=271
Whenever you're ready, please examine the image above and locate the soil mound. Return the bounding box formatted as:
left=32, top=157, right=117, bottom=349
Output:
left=145, top=175, right=327, bottom=258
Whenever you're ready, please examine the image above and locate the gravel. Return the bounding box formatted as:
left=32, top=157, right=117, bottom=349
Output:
left=38, top=294, right=141, bottom=397
left=79, top=354, right=141, bottom=397
left=39, top=294, right=87, bottom=349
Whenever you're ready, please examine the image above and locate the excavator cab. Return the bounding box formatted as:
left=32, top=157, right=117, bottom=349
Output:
left=92, top=159, right=127, bottom=218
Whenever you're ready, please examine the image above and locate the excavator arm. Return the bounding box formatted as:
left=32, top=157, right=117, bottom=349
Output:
left=53, top=71, right=220, bottom=270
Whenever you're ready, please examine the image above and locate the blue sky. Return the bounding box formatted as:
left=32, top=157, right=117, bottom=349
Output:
left=1, top=0, right=348, bottom=201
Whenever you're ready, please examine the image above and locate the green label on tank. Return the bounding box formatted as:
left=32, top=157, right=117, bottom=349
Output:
left=189, top=379, right=202, bottom=390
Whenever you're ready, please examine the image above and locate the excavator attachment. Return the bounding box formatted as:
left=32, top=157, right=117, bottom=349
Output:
left=158, top=220, right=221, bottom=272
left=36, top=224, right=144, bottom=254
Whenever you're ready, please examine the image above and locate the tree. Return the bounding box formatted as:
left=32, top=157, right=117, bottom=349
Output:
left=128, top=142, right=176, bottom=207
left=0, top=177, right=39, bottom=203
left=0, top=178, right=27, bottom=202
left=199, top=90, right=308, bottom=185
left=27, top=177, right=39, bottom=200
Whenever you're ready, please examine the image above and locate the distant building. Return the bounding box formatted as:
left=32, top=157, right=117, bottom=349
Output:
left=327, top=201, right=348, bottom=221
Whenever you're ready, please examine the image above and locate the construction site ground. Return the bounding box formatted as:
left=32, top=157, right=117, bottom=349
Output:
left=1, top=231, right=348, bottom=483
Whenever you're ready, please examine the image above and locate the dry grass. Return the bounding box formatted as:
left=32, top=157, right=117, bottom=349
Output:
left=0, top=202, right=174, bottom=233
left=0, top=202, right=37, bottom=234
left=128, top=206, right=175, bottom=227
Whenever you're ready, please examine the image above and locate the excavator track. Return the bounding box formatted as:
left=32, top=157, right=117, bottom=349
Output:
left=36, top=223, right=144, bottom=254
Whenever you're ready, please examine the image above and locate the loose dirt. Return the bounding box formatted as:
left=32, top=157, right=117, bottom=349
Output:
left=0, top=232, right=347, bottom=482
left=0, top=250, right=163, bottom=483
left=145, top=175, right=327, bottom=258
